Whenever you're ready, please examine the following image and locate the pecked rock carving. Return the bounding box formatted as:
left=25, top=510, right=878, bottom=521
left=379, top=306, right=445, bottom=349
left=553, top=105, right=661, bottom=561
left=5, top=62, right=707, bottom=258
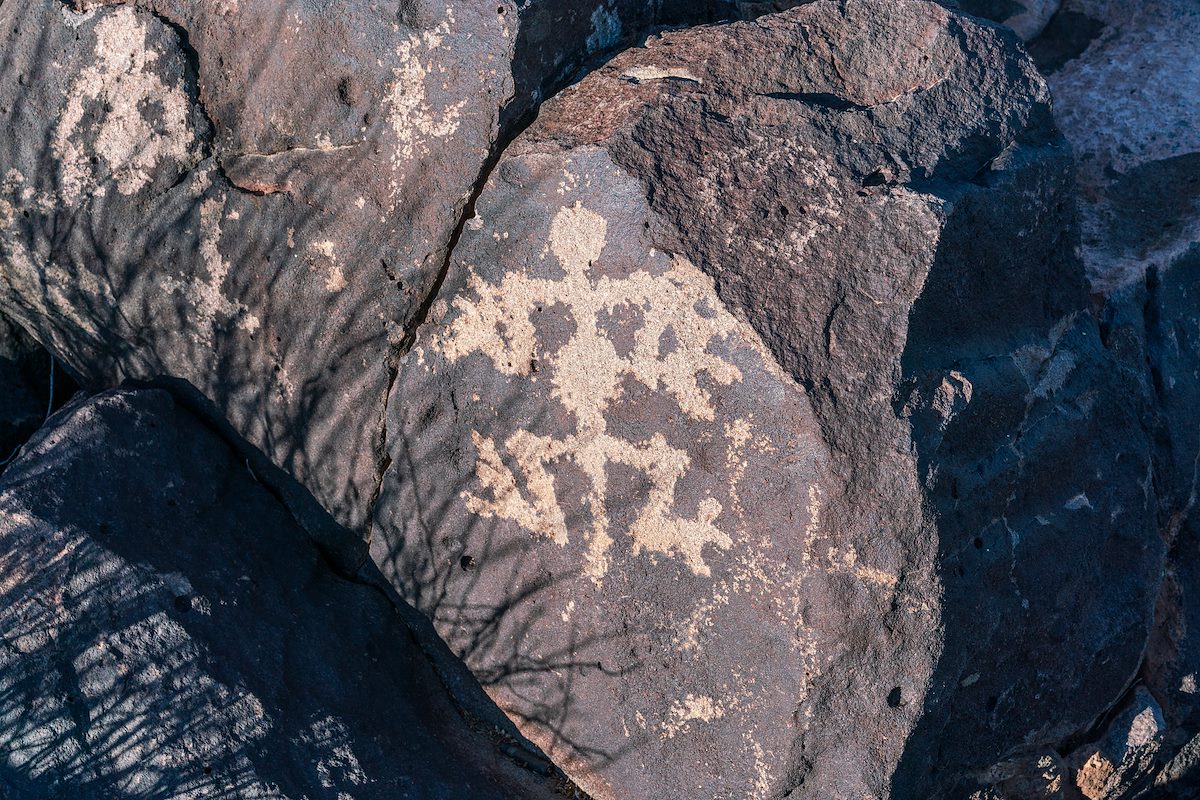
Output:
left=0, top=0, right=1192, bottom=798
left=369, top=2, right=1160, bottom=797
left=436, top=203, right=766, bottom=580
left=378, top=148, right=838, bottom=800
left=0, top=0, right=780, bottom=567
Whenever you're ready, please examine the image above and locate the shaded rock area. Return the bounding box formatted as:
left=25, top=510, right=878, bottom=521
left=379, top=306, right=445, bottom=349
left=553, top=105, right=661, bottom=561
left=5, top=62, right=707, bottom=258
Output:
left=0, top=0, right=790, bottom=572
left=0, top=314, right=58, bottom=467
left=0, top=388, right=567, bottom=799
left=696, top=0, right=1061, bottom=37
left=1034, top=0, right=1200, bottom=295
left=1021, top=2, right=1200, bottom=798
left=0, top=0, right=518, bottom=558
left=0, top=311, right=80, bottom=472
left=0, top=0, right=1197, bottom=798
left=371, top=2, right=1159, bottom=797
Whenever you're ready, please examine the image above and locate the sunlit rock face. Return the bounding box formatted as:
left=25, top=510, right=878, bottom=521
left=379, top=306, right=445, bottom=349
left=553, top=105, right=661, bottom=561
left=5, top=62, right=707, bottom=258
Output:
left=372, top=2, right=1160, bottom=797
left=0, top=389, right=562, bottom=799
left=0, top=0, right=774, bottom=568
left=0, top=0, right=520, bottom=555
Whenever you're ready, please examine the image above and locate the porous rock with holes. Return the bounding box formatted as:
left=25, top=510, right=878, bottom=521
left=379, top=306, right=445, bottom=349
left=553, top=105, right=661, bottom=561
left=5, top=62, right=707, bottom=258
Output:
left=1026, top=1, right=1200, bottom=796
left=373, top=2, right=1160, bottom=797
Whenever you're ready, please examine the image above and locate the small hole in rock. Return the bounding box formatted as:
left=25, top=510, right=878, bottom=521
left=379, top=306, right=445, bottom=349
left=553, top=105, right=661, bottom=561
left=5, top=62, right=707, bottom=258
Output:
left=887, top=687, right=903, bottom=708
left=973, top=536, right=983, bottom=549
left=460, top=555, right=476, bottom=571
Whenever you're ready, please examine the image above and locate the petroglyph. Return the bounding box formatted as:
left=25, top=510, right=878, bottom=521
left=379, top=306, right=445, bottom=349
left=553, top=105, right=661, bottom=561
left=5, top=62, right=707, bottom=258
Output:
left=52, top=7, right=202, bottom=204
left=661, top=694, right=724, bottom=739
left=160, top=178, right=261, bottom=348
left=434, top=202, right=769, bottom=580
left=387, top=9, right=469, bottom=172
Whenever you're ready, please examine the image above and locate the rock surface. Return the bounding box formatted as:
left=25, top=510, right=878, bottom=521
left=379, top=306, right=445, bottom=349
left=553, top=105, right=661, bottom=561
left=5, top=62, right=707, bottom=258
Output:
left=1035, top=0, right=1200, bottom=295
left=1027, top=3, right=1200, bottom=795
left=0, top=0, right=765, bottom=568
left=708, top=0, right=1061, bottom=38
left=372, top=1, right=1160, bottom=797
left=1066, top=688, right=1164, bottom=800
left=0, top=1, right=1192, bottom=798
left=958, top=0, right=1060, bottom=40
left=0, top=315, right=54, bottom=466
left=0, top=388, right=563, bottom=798
left=0, top=0, right=522, bottom=557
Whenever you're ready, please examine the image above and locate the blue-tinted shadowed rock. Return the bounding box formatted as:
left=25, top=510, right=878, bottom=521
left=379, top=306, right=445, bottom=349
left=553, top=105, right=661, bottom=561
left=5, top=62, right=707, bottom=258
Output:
left=0, top=388, right=563, bottom=799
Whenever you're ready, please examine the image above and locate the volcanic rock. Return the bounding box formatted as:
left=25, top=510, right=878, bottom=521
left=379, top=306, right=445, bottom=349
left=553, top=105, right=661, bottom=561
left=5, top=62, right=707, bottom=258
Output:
left=372, top=1, right=1160, bottom=797
left=0, top=388, right=561, bottom=798
left=1028, top=3, right=1200, bottom=792
left=1066, top=688, right=1164, bottom=800
left=0, top=0, right=773, bottom=570
left=0, top=315, right=55, bottom=466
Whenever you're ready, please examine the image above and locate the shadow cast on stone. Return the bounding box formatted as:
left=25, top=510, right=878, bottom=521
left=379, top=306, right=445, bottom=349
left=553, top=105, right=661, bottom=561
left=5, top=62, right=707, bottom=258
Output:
left=0, top=388, right=572, bottom=798
left=889, top=140, right=1164, bottom=796
left=370, top=381, right=641, bottom=775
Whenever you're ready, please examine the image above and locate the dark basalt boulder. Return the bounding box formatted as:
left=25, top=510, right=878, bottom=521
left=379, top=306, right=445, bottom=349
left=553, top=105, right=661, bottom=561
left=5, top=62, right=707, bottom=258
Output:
left=0, top=0, right=520, bottom=562
left=0, top=1, right=1185, bottom=797
left=0, top=0, right=769, bottom=571
left=0, top=388, right=563, bottom=799
left=702, top=0, right=1060, bottom=38
left=372, top=1, right=1160, bottom=797
left=1027, top=2, right=1200, bottom=796
left=0, top=314, right=56, bottom=466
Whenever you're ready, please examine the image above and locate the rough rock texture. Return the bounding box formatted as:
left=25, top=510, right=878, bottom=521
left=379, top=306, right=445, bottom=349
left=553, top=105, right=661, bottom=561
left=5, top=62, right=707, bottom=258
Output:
left=372, top=2, right=1160, bottom=797
left=0, top=0, right=771, bottom=570
left=717, top=0, right=1060, bottom=38
left=0, top=388, right=564, bottom=799
left=1035, top=0, right=1200, bottom=295
left=0, top=0, right=523, bottom=561
left=1026, top=3, right=1200, bottom=796
left=507, top=1, right=709, bottom=128
left=957, top=0, right=1060, bottom=39
left=0, top=315, right=53, bottom=465
left=1065, top=688, right=1164, bottom=800
left=971, top=750, right=1072, bottom=799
